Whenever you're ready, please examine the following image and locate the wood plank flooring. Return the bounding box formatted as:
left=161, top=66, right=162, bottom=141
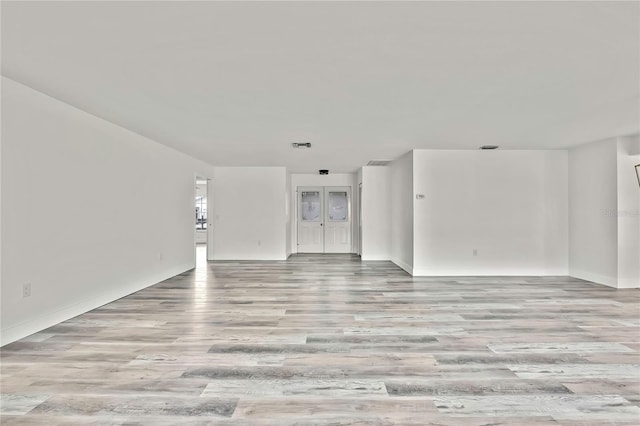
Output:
left=1, top=252, right=639, bottom=425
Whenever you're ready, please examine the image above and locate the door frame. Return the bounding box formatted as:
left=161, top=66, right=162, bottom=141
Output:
left=358, top=182, right=363, bottom=256
left=194, top=174, right=213, bottom=266
left=296, top=185, right=353, bottom=254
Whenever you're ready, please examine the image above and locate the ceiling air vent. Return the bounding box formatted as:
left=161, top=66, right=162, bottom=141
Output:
left=367, top=160, right=391, bottom=166
left=480, top=145, right=499, bottom=150
left=292, top=142, right=312, bottom=148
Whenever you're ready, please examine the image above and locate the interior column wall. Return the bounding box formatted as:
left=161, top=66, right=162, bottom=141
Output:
left=569, top=138, right=619, bottom=287
left=389, top=151, right=414, bottom=273
left=361, top=166, right=391, bottom=260
left=616, top=134, right=640, bottom=288
left=286, top=171, right=292, bottom=258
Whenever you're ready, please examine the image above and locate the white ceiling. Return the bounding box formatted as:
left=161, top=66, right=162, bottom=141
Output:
left=2, top=1, right=639, bottom=173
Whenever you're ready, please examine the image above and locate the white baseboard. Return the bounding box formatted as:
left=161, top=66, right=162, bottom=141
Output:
left=211, top=254, right=287, bottom=261
left=391, top=259, right=413, bottom=275
left=0, top=264, right=191, bottom=346
left=361, top=254, right=392, bottom=261
left=569, top=269, right=618, bottom=288
left=617, top=278, right=640, bottom=289
left=411, top=268, right=567, bottom=277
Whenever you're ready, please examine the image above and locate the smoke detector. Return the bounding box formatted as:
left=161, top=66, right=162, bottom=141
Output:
left=292, top=142, right=312, bottom=148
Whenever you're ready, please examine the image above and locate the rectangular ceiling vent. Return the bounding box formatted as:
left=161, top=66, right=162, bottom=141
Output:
left=292, top=142, right=312, bottom=148
left=367, top=160, right=391, bottom=166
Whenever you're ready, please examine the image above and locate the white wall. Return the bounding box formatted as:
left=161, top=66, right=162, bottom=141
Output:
left=212, top=167, right=287, bottom=260
left=356, top=168, right=363, bottom=256
left=1, top=77, right=215, bottom=345
left=361, top=166, right=391, bottom=260
left=543, top=152, right=570, bottom=274
left=286, top=171, right=292, bottom=257
left=289, top=173, right=358, bottom=254
left=390, top=151, right=414, bottom=273
left=195, top=232, right=207, bottom=244
left=412, top=150, right=568, bottom=276
left=291, top=173, right=356, bottom=188
left=569, top=138, right=619, bottom=287
left=616, top=134, right=640, bottom=288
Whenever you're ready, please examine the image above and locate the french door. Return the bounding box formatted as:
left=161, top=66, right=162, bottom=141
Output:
left=297, top=186, right=351, bottom=253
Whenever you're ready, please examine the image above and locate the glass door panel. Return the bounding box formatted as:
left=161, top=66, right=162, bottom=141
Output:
left=327, top=191, right=348, bottom=221
left=301, top=191, right=321, bottom=221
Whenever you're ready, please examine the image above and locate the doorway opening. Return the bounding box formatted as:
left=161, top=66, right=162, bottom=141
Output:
left=358, top=182, right=362, bottom=256
left=297, top=186, right=352, bottom=253
left=195, top=177, right=209, bottom=267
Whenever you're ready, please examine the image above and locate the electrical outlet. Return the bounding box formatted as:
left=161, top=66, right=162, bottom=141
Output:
left=23, top=283, right=31, bottom=298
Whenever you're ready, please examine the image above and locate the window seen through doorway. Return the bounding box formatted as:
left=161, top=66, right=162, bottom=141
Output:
left=195, top=196, right=207, bottom=230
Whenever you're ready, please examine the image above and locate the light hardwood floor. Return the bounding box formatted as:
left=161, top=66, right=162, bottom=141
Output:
left=1, top=252, right=639, bottom=425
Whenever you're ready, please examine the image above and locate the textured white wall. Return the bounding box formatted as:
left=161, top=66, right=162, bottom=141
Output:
left=356, top=168, right=363, bottom=256
left=212, top=167, right=287, bottom=260
left=361, top=166, right=391, bottom=260
left=617, top=134, right=640, bottom=288
left=286, top=171, right=292, bottom=257
left=390, top=152, right=414, bottom=273
left=569, top=138, right=619, bottom=287
left=1, top=77, right=215, bottom=345
left=543, top=152, right=570, bottom=275
left=412, top=150, right=568, bottom=276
